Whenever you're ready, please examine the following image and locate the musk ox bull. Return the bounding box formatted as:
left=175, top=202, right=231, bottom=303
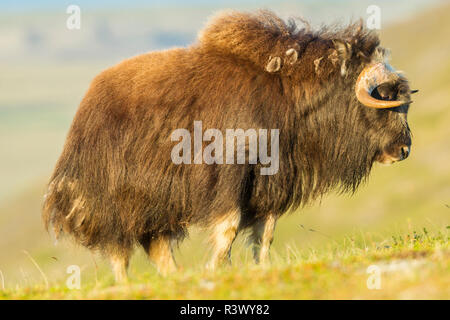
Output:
left=43, top=10, right=417, bottom=282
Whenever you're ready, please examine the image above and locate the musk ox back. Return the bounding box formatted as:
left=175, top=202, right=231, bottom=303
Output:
left=43, top=10, right=416, bottom=282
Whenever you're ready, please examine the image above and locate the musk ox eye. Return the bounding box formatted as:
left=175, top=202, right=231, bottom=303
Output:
left=371, top=83, right=398, bottom=101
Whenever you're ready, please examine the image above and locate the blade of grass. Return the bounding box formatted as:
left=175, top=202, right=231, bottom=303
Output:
left=22, top=250, right=49, bottom=289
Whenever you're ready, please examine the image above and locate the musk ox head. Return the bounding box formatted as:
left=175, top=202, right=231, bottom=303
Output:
left=200, top=10, right=418, bottom=168
left=262, top=22, right=417, bottom=166
left=351, top=46, right=416, bottom=165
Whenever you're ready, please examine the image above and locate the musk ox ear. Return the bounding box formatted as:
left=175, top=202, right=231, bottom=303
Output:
left=332, top=40, right=352, bottom=76
left=285, top=48, right=298, bottom=65
left=265, top=56, right=282, bottom=73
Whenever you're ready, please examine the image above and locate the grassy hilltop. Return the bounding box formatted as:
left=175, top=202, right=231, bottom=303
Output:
left=0, top=4, right=449, bottom=299
left=1, top=228, right=448, bottom=299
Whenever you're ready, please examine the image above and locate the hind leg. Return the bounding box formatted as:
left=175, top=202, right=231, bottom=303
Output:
left=206, top=209, right=241, bottom=270
left=140, top=234, right=177, bottom=276
left=249, top=214, right=277, bottom=264
left=110, top=251, right=130, bottom=284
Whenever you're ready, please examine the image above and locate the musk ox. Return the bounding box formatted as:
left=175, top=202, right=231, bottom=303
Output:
left=43, top=10, right=417, bottom=282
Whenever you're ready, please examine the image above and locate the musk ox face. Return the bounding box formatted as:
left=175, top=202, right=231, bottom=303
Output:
left=351, top=49, right=416, bottom=165
left=370, top=83, right=413, bottom=165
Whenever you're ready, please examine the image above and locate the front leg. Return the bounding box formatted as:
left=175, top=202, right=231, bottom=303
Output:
left=206, top=209, right=241, bottom=270
left=249, top=214, right=277, bottom=264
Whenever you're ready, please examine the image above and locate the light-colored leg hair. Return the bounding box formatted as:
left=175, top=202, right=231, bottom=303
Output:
left=110, top=253, right=129, bottom=284
left=148, top=236, right=177, bottom=276
left=249, top=214, right=277, bottom=264
left=206, top=210, right=241, bottom=270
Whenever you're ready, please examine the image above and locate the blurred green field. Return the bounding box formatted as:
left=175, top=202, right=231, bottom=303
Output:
left=0, top=4, right=449, bottom=299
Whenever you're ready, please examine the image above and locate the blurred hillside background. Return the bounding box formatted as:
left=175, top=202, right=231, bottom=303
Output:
left=0, top=0, right=449, bottom=291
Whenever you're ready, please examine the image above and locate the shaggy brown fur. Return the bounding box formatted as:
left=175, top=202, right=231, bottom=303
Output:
left=43, top=10, right=413, bottom=278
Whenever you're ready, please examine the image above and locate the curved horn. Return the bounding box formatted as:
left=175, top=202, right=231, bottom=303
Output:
left=355, top=63, right=411, bottom=109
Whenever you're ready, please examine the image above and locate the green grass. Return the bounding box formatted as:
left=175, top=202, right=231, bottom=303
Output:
left=1, top=228, right=448, bottom=300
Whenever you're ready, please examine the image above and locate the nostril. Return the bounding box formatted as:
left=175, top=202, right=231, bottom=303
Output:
left=401, top=146, right=410, bottom=160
